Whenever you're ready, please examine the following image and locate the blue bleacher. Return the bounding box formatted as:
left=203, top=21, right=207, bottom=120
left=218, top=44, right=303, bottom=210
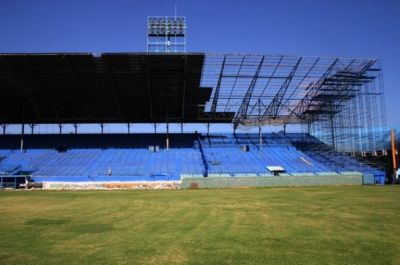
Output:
left=0, top=133, right=386, bottom=182
left=285, top=133, right=386, bottom=181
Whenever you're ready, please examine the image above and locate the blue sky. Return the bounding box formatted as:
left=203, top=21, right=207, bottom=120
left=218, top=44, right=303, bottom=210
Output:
left=1, top=0, right=399, bottom=127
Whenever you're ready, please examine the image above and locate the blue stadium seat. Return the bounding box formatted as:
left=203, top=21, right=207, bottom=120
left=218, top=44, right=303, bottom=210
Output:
left=0, top=133, right=385, bottom=182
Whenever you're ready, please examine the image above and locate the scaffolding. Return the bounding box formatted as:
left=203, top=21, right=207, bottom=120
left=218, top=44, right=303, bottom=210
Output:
left=201, top=54, right=387, bottom=153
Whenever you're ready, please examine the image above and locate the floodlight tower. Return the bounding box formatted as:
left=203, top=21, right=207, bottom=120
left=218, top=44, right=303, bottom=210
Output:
left=147, top=16, right=186, bottom=52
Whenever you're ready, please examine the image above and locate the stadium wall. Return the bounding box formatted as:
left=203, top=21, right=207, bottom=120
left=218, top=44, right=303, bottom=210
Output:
left=181, top=173, right=363, bottom=189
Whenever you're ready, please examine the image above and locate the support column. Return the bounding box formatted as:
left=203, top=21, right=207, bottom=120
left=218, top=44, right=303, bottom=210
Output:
left=14, top=177, right=17, bottom=189
left=307, top=121, right=311, bottom=135
left=58, top=123, right=63, bottom=134
left=0, top=176, right=2, bottom=189
left=181, top=123, right=183, bottom=134
left=283, top=123, right=287, bottom=135
left=127, top=123, right=131, bottom=134
left=100, top=123, right=104, bottom=134
left=390, top=129, right=397, bottom=183
left=257, top=99, right=262, bottom=150
left=1, top=124, right=6, bottom=135
left=30, top=124, right=35, bottom=135
left=154, top=123, right=157, bottom=134
left=330, top=114, right=335, bottom=151
left=207, top=123, right=210, bottom=137
left=20, top=123, right=25, bottom=152
left=166, top=122, right=170, bottom=150
left=73, top=124, right=78, bottom=134
left=21, top=105, right=25, bottom=152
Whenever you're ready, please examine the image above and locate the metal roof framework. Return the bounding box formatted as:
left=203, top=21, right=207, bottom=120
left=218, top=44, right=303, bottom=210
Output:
left=0, top=52, right=382, bottom=125
left=200, top=54, right=382, bottom=128
left=0, top=52, right=387, bottom=152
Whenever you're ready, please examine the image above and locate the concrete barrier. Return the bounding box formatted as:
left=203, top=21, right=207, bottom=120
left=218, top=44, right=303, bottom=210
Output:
left=181, top=173, right=363, bottom=189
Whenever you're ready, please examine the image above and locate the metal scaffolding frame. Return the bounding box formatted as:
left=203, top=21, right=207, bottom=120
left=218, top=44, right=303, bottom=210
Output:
left=201, top=54, right=386, bottom=152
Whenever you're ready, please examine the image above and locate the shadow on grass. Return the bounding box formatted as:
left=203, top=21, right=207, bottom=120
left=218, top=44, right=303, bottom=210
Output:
left=26, top=218, right=113, bottom=234
left=26, top=218, right=70, bottom=226
left=70, top=223, right=113, bottom=234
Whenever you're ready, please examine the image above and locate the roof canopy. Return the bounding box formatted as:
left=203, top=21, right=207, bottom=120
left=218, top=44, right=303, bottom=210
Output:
left=0, top=53, right=232, bottom=124
left=0, top=52, right=380, bottom=125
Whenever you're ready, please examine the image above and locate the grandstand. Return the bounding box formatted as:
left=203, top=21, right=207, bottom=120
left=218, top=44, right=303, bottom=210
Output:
left=0, top=131, right=386, bottom=188
left=0, top=17, right=388, bottom=189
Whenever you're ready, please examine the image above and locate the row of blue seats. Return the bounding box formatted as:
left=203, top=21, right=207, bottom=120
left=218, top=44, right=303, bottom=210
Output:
left=0, top=148, right=205, bottom=178
left=200, top=134, right=330, bottom=174
left=32, top=175, right=181, bottom=182
left=285, top=133, right=386, bottom=177
left=0, top=133, right=386, bottom=180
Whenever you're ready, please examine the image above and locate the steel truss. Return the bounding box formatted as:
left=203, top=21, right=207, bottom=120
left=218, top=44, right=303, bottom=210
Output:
left=201, top=54, right=386, bottom=152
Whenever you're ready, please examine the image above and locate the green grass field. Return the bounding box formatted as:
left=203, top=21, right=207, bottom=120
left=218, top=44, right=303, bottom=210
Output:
left=0, top=186, right=399, bottom=265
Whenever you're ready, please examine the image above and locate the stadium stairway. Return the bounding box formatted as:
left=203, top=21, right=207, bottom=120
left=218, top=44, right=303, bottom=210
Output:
left=285, top=133, right=386, bottom=184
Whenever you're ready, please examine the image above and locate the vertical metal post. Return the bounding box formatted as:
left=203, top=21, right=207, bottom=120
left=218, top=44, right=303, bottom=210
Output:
left=100, top=123, right=104, bottom=134
left=30, top=124, right=35, bottom=135
left=207, top=123, right=210, bottom=136
left=21, top=105, right=25, bottom=152
left=20, top=123, right=25, bottom=152
left=58, top=123, right=62, bottom=134
left=1, top=124, right=5, bottom=135
left=258, top=99, right=262, bottom=150
left=283, top=123, right=287, bottom=135
left=127, top=123, right=131, bottom=134
left=14, top=177, right=16, bottom=189
left=154, top=123, right=157, bottom=134
left=74, top=124, right=78, bottom=134
left=0, top=177, right=3, bottom=189
left=330, top=114, right=336, bottom=151
left=166, top=122, right=169, bottom=150
left=181, top=123, right=183, bottom=134
left=390, top=129, right=397, bottom=183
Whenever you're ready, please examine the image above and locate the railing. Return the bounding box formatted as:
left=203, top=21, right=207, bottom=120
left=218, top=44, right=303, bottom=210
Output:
left=195, top=132, right=208, bottom=177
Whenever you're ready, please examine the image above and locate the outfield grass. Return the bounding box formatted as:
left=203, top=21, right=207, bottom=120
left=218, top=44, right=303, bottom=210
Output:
left=0, top=186, right=399, bottom=265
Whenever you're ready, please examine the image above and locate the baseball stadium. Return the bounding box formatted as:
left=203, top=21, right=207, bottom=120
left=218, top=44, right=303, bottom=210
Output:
left=0, top=10, right=399, bottom=265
